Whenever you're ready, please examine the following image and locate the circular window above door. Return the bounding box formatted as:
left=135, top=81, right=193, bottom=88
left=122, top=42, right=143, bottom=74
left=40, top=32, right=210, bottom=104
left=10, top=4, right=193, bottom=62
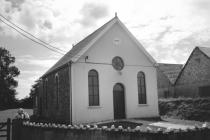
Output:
left=112, top=56, right=124, bottom=71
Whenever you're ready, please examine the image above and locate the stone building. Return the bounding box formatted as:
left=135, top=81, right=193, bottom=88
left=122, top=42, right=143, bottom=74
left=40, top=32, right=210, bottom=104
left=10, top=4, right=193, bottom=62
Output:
left=157, top=63, right=182, bottom=98
left=175, top=47, right=210, bottom=97
left=35, top=16, right=159, bottom=124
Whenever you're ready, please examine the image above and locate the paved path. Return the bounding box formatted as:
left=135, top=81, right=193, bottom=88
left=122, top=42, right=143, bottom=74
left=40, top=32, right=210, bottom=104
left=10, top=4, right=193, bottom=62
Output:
left=149, top=122, right=194, bottom=130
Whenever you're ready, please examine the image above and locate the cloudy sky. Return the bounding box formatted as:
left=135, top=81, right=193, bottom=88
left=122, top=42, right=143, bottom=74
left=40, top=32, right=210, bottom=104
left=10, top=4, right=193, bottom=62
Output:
left=1, top=0, right=210, bottom=99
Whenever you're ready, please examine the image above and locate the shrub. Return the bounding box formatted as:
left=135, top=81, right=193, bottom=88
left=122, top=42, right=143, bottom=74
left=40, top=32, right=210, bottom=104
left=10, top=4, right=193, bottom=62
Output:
left=159, top=97, right=210, bottom=121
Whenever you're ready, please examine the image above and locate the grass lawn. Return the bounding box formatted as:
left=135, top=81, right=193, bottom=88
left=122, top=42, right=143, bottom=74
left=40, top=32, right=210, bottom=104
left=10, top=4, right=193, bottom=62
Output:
left=0, top=109, right=33, bottom=122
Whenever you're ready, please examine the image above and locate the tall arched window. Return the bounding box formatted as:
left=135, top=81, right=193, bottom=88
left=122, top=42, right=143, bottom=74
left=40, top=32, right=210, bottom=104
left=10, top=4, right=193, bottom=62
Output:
left=88, top=69, right=99, bottom=106
left=45, top=79, right=48, bottom=109
left=55, top=74, right=59, bottom=108
left=137, top=72, right=147, bottom=104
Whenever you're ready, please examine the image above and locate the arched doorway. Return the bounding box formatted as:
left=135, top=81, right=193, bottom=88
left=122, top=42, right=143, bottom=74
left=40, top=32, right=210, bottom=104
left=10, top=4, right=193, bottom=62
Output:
left=113, top=83, right=125, bottom=119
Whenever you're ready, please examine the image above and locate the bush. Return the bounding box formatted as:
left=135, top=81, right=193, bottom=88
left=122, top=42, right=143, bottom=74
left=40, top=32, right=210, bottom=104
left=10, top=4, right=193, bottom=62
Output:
left=159, top=97, right=210, bottom=121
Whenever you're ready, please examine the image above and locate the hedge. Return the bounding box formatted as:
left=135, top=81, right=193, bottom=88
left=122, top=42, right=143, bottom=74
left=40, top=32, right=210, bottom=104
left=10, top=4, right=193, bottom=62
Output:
left=159, top=97, right=210, bottom=121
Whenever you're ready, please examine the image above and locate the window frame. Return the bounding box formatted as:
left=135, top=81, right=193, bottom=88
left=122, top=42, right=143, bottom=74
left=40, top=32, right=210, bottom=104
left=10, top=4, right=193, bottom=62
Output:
left=88, top=69, right=100, bottom=106
left=137, top=71, right=147, bottom=104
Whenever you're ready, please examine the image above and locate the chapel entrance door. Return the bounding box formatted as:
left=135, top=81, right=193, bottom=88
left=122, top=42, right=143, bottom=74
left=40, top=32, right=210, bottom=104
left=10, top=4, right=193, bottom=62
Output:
left=113, top=83, right=125, bottom=119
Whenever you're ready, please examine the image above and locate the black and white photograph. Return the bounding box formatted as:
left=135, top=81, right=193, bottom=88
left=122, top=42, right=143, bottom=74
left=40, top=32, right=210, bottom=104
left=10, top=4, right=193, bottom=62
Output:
left=0, top=0, right=210, bottom=140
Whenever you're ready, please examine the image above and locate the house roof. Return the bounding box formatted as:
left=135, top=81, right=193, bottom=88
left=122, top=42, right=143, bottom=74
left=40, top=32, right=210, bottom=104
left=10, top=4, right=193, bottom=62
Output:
left=198, top=46, right=210, bottom=58
left=157, top=63, right=183, bottom=84
left=174, top=46, right=210, bottom=84
left=43, top=16, right=156, bottom=77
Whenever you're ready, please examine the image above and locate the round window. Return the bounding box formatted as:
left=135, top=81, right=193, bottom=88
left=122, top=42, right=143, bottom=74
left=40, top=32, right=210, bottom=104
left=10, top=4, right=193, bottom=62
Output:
left=112, top=56, right=124, bottom=71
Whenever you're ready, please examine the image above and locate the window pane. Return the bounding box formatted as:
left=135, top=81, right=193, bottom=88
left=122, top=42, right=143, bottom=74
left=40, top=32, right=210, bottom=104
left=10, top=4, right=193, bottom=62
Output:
left=142, top=94, right=146, bottom=104
left=93, top=86, right=98, bottom=96
left=89, top=95, right=94, bottom=106
left=141, top=86, right=144, bottom=94
left=88, top=76, right=92, bottom=85
left=89, top=85, right=94, bottom=95
left=94, top=95, right=99, bottom=105
left=93, top=76, right=98, bottom=85
left=140, top=78, right=144, bottom=85
left=138, top=94, right=141, bottom=104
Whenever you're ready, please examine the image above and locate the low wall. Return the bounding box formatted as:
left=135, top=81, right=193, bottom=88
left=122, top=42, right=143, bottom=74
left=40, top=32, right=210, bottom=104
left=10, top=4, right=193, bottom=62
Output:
left=12, top=120, right=210, bottom=140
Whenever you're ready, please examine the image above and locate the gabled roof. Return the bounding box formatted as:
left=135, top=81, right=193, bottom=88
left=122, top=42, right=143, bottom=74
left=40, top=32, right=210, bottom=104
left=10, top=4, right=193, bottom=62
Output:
left=43, top=16, right=156, bottom=77
left=174, top=46, right=210, bottom=85
left=157, top=63, right=183, bottom=84
left=43, top=17, right=116, bottom=76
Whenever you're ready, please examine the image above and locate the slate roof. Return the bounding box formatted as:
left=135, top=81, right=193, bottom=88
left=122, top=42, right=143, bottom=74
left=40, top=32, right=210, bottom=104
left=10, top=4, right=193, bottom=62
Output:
left=43, top=17, right=116, bottom=77
left=158, top=63, right=183, bottom=84
left=174, top=46, right=210, bottom=84
left=198, top=46, right=210, bottom=58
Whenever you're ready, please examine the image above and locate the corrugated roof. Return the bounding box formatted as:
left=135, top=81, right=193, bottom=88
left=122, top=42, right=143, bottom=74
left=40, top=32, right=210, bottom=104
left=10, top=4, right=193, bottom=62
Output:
left=43, top=17, right=117, bottom=77
left=158, top=63, right=183, bottom=84
left=198, top=47, right=210, bottom=58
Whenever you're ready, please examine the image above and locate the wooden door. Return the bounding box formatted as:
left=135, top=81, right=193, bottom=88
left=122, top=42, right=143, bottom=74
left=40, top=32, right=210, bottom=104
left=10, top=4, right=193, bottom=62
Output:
left=113, top=83, right=125, bottom=119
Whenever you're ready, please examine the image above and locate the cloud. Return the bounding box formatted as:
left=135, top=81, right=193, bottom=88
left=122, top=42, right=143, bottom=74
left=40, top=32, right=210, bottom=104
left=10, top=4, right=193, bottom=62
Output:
left=191, top=0, right=210, bottom=12
left=18, top=58, right=57, bottom=68
left=160, top=16, right=174, bottom=21
left=155, top=26, right=172, bottom=41
left=18, top=8, right=36, bottom=29
left=0, top=26, right=3, bottom=32
left=21, top=70, right=43, bottom=75
left=16, top=78, right=32, bottom=99
left=79, top=3, right=109, bottom=27
left=131, top=24, right=149, bottom=29
left=5, top=0, right=25, bottom=10
left=43, top=20, right=53, bottom=29
left=17, top=55, right=57, bottom=68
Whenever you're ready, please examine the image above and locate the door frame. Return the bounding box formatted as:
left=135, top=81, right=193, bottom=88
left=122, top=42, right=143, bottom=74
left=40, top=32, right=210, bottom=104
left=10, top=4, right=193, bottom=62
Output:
left=113, top=83, right=126, bottom=119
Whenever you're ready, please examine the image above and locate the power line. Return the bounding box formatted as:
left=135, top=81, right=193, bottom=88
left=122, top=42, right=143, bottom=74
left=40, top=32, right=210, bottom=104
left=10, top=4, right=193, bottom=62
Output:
left=0, top=14, right=86, bottom=58
left=0, top=18, right=65, bottom=55
left=0, top=14, right=66, bottom=53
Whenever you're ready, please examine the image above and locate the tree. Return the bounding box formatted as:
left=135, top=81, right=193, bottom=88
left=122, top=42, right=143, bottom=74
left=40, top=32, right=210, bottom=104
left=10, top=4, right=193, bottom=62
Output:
left=0, top=47, right=20, bottom=109
left=19, top=79, right=40, bottom=109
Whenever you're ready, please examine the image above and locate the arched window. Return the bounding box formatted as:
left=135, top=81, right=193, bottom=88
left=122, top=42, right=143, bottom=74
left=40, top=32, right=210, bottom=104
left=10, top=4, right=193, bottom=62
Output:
left=88, top=69, right=99, bottom=106
left=55, top=74, right=59, bottom=108
left=137, top=72, right=147, bottom=104
left=45, top=79, right=48, bottom=109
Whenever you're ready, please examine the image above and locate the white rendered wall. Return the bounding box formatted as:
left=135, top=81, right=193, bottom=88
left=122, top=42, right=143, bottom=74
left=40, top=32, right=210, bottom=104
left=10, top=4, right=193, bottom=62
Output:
left=71, top=23, right=159, bottom=124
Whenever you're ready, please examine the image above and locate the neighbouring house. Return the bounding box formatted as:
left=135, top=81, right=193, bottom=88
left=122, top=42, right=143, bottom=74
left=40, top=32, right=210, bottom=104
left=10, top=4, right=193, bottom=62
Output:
left=157, top=63, right=182, bottom=98
left=175, top=46, right=210, bottom=97
left=35, top=15, right=159, bottom=124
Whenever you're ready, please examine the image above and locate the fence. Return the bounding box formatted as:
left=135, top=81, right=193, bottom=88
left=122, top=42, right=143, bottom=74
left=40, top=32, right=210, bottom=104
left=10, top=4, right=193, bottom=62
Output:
left=12, top=120, right=210, bottom=140
left=0, top=118, right=11, bottom=140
